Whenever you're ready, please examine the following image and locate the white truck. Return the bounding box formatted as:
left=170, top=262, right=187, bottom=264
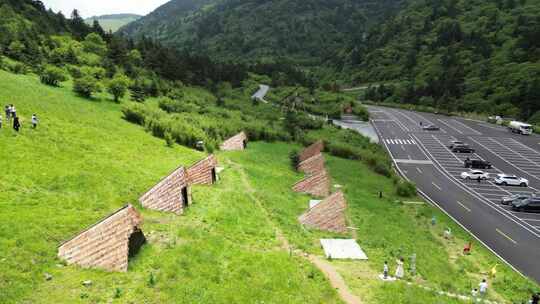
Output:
left=508, top=121, right=533, bottom=135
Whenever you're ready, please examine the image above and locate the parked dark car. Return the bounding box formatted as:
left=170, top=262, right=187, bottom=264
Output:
left=511, top=197, right=540, bottom=212
left=423, top=125, right=440, bottom=131
left=464, top=158, right=492, bottom=169
left=452, top=144, right=475, bottom=153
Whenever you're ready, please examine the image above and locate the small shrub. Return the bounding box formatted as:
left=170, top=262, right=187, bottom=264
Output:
left=107, top=73, right=131, bottom=102
left=73, top=75, right=102, bottom=98
left=9, top=62, right=28, bottom=74
left=289, top=150, right=300, bottom=170
left=40, top=65, right=68, bottom=87
left=164, top=132, right=175, bottom=147
left=396, top=180, right=417, bottom=197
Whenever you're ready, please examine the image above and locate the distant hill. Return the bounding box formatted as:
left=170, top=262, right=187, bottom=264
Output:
left=118, top=0, right=405, bottom=65
left=85, top=14, right=141, bottom=32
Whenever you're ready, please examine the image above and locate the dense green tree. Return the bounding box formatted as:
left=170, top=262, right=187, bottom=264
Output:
left=107, top=73, right=131, bottom=102
left=40, top=65, right=68, bottom=86
left=73, top=74, right=102, bottom=98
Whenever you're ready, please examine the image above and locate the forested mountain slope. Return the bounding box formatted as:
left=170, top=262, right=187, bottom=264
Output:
left=119, top=0, right=405, bottom=65
left=352, top=0, right=540, bottom=120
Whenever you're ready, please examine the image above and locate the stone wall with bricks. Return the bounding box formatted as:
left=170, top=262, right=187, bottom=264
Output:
left=298, top=153, right=325, bottom=175
left=58, top=204, right=145, bottom=272
left=298, top=191, right=348, bottom=233
left=187, top=155, right=218, bottom=185
left=292, top=170, right=331, bottom=197
left=220, top=132, right=248, bottom=151
left=299, top=140, right=324, bottom=162
left=139, top=166, right=190, bottom=214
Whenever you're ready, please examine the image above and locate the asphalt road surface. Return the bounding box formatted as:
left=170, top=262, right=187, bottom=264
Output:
left=251, top=84, right=269, bottom=103
left=368, top=105, right=540, bottom=283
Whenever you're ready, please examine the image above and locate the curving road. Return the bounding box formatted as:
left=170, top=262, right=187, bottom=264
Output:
left=251, top=84, right=270, bottom=103
left=368, top=105, right=540, bottom=283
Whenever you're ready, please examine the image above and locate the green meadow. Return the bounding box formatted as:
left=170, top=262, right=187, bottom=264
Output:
left=0, top=70, right=538, bottom=303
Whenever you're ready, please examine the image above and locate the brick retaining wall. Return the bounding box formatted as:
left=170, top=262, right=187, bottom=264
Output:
left=220, top=132, right=248, bottom=151
left=292, top=170, right=331, bottom=197
left=187, top=155, right=218, bottom=185
left=57, top=204, right=144, bottom=272
left=298, top=191, right=347, bottom=233
left=139, top=166, right=191, bottom=214
left=298, top=153, right=325, bottom=175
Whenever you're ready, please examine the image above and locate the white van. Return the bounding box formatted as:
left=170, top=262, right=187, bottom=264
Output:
left=508, top=121, right=533, bottom=135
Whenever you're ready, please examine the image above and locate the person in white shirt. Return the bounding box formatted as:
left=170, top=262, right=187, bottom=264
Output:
left=31, top=114, right=38, bottom=129
left=11, top=105, right=16, bottom=118
left=479, top=279, right=488, bottom=297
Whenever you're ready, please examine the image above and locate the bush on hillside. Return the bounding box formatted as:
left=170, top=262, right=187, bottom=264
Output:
left=40, top=65, right=68, bottom=87
left=396, top=180, right=417, bottom=197
left=107, top=73, right=131, bottom=102
left=289, top=150, right=300, bottom=170
left=73, top=74, right=102, bottom=98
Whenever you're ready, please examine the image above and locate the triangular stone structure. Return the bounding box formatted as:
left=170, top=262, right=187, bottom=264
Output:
left=220, top=131, right=248, bottom=151
left=299, top=191, right=348, bottom=233
left=139, top=166, right=191, bottom=214
left=58, top=204, right=145, bottom=272
left=299, top=140, right=324, bottom=162
left=298, top=153, right=325, bottom=175
left=292, top=169, right=331, bottom=197
left=187, top=154, right=218, bottom=185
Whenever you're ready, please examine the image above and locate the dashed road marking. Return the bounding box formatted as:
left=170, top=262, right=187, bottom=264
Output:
left=432, top=182, right=442, bottom=190
left=456, top=201, right=471, bottom=212
left=496, top=228, right=517, bottom=244
left=416, top=168, right=423, bottom=174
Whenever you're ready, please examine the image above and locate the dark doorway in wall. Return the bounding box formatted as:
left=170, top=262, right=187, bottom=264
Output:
left=181, top=186, right=189, bottom=208
left=128, top=228, right=146, bottom=258
left=211, top=168, right=217, bottom=184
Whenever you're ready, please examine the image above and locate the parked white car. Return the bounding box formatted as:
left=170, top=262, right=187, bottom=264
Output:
left=494, top=174, right=528, bottom=187
left=460, top=170, right=490, bottom=180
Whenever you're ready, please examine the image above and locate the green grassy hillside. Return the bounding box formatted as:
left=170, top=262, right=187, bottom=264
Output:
left=0, top=70, right=339, bottom=303
left=0, top=69, right=538, bottom=303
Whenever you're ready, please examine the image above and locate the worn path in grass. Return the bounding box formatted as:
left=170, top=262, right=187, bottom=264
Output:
left=230, top=158, right=362, bottom=304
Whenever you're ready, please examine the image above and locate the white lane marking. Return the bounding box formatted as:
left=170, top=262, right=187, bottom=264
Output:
left=412, top=140, right=416, bottom=145
left=451, top=119, right=483, bottom=135
left=456, top=201, right=471, bottom=212
left=411, top=133, right=540, bottom=238
left=432, top=182, right=442, bottom=190
left=416, top=168, right=423, bottom=174
left=382, top=110, right=409, bottom=132
left=496, top=228, right=518, bottom=244
left=479, top=123, right=507, bottom=131
left=401, top=146, right=406, bottom=151
left=437, top=119, right=463, bottom=134
left=521, top=218, right=540, bottom=222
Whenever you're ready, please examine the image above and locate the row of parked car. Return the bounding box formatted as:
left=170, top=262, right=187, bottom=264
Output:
left=449, top=141, right=538, bottom=212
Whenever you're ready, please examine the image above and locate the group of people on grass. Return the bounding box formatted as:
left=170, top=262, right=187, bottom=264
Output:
left=382, top=258, right=539, bottom=303
left=1, top=104, right=38, bottom=132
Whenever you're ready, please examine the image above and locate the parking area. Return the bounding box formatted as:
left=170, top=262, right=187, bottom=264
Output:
left=469, top=137, right=540, bottom=179
left=412, top=132, right=540, bottom=231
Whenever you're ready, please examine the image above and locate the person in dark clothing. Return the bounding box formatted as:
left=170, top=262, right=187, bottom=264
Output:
left=13, top=116, right=20, bottom=132
left=532, top=292, right=539, bottom=304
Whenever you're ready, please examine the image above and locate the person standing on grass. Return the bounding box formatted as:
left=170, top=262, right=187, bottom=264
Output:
left=383, top=261, right=389, bottom=279
left=395, top=257, right=405, bottom=279
left=532, top=292, right=539, bottom=304
left=31, top=114, right=38, bottom=129
left=478, top=279, right=488, bottom=298
left=13, top=116, right=20, bottom=132
left=4, top=105, right=10, bottom=121
left=11, top=105, right=16, bottom=118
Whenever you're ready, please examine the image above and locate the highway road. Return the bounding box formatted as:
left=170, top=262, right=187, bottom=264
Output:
left=368, top=106, right=540, bottom=283
left=251, top=84, right=269, bottom=103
